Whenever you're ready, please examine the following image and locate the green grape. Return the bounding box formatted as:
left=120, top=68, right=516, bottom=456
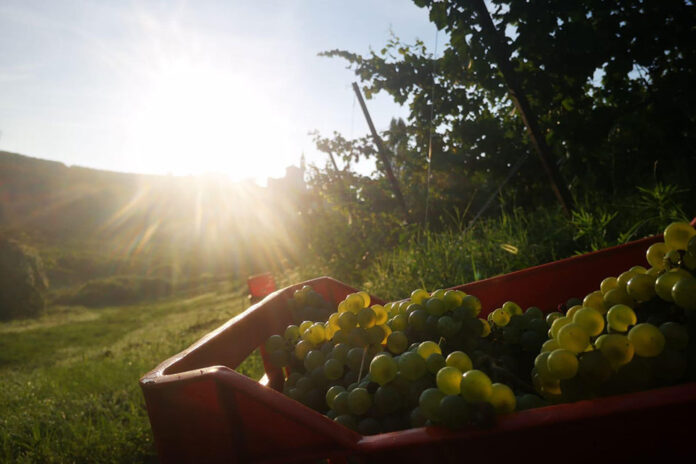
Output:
left=583, top=291, right=607, bottom=314
left=626, top=273, right=657, bottom=302
left=295, top=376, right=313, bottom=393
left=431, top=289, right=446, bottom=299
left=603, top=287, right=634, bottom=308
left=490, top=383, right=516, bottom=414
left=684, top=251, right=696, bottom=271
left=606, top=304, right=637, bottom=332
left=285, top=372, right=302, bottom=389
left=298, top=319, right=312, bottom=332
left=460, top=295, right=482, bottom=317
left=334, top=414, right=358, bottom=431
left=672, top=276, right=696, bottom=311
left=346, top=347, right=367, bottom=372
left=417, top=341, right=442, bottom=360
left=410, top=407, right=428, bottom=428
left=348, top=327, right=370, bottom=347
left=541, top=339, right=559, bottom=353
left=596, top=334, right=634, bottom=369
left=425, top=297, right=447, bottom=316
left=326, top=385, right=346, bottom=409
left=565, top=305, right=582, bottom=319
left=437, top=315, right=459, bottom=338
left=502, top=326, right=522, bottom=344
left=294, top=340, right=313, bottom=360
left=479, top=318, right=491, bottom=337
left=408, top=309, right=428, bottom=331
left=490, top=307, right=511, bottom=327
left=600, top=277, right=619, bottom=295
left=664, top=249, right=681, bottom=269
left=358, top=417, right=381, bottom=435
left=331, top=343, right=350, bottom=362
left=525, top=306, right=544, bottom=319
left=390, top=314, right=408, bottom=331
left=304, top=350, right=325, bottom=371
left=546, top=349, right=578, bottom=380
left=398, top=351, right=427, bottom=380
left=370, top=354, right=398, bottom=385
left=573, top=307, right=605, bottom=337
left=371, top=305, right=388, bottom=325
left=617, top=270, right=639, bottom=290
left=443, top=290, right=464, bottom=310
left=546, top=311, right=563, bottom=327
left=436, top=366, right=463, bottom=395
left=357, top=308, right=377, bottom=329
left=419, top=388, right=445, bottom=422
left=630, top=265, right=647, bottom=274
left=324, top=358, right=344, bottom=380
left=269, top=349, right=290, bottom=367
left=283, top=325, right=300, bottom=343
left=532, top=372, right=561, bottom=398
left=357, top=291, right=371, bottom=308
left=379, top=324, right=392, bottom=342
left=577, top=350, right=612, bottom=385
left=460, top=369, right=493, bottom=402
left=366, top=325, right=386, bottom=345
left=520, top=330, right=545, bottom=352
left=516, top=394, right=548, bottom=411
left=446, top=351, right=473, bottom=373
left=664, top=222, right=696, bottom=251
left=646, top=242, right=668, bottom=270
left=556, top=324, right=590, bottom=354
left=337, top=300, right=348, bottom=314
left=324, top=322, right=336, bottom=341
left=439, top=395, right=469, bottom=429
left=265, top=334, right=285, bottom=352
left=655, top=269, right=692, bottom=302
left=347, top=387, right=372, bottom=415
left=374, top=385, right=402, bottom=415
left=345, top=294, right=364, bottom=314
left=549, top=316, right=571, bottom=339
left=659, top=322, right=689, bottom=351
left=628, top=323, right=665, bottom=357
left=405, top=303, right=423, bottom=315
left=502, top=301, right=523, bottom=317
left=386, top=331, right=409, bottom=354
left=327, top=312, right=340, bottom=329
left=426, top=353, right=446, bottom=374
left=534, top=352, right=555, bottom=379
left=338, top=311, right=358, bottom=331
left=411, top=288, right=430, bottom=305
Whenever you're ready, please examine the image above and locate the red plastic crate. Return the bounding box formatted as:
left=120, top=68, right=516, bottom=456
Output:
left=141, top=224, right=696, bottom=463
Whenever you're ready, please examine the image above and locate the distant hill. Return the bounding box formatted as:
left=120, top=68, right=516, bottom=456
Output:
left=0, top=151, right=308, bottom=287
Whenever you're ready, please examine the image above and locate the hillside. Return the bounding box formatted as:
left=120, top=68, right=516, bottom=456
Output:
left=0, top=151, right=308, bottom=287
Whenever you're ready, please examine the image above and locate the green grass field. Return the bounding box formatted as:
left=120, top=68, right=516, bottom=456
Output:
left=0, top=280, right=264, bottom=463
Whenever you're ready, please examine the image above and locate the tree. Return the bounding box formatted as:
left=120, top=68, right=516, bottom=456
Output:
left=316, top=0, right=696, bottom=223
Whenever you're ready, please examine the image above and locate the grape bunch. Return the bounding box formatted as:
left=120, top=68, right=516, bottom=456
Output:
left=263, top=221, right=696, bottom=435
left=532, top=221, right=696, bottom=402
left=265, top=286, right=533, bottom=434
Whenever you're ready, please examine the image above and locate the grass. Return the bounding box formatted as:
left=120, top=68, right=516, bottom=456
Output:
left=0, top=280, right=264, bottom=463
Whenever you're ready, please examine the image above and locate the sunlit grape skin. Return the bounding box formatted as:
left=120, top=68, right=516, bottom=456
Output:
left=436, top=366, right=463, bottom=395
left=628, top=323, right=666, bottom=357
left=460, top=369, right=493, bottom=402
left=664, top=222, right=696, bottom=251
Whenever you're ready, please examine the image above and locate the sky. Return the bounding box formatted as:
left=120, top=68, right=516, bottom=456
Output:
left=0, top=0, right=441, bottom=184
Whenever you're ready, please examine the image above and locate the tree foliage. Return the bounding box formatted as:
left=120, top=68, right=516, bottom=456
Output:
left=313, top=0, right=696, bottom=225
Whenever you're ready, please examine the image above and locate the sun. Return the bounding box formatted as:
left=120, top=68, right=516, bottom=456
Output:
left=124, top=58, right=291, bottom=182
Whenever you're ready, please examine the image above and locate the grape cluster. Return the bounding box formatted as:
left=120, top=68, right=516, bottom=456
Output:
left=263, top=221, right=696, bottom=435
left=265, top=286, right=532, bottom=434
left=532, top=221, right=696, bottom=402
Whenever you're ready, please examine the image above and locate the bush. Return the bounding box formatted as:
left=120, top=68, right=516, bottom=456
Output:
left=54, top=276, right=172, bottom=308
left=0, top=237, right=49, bottom=320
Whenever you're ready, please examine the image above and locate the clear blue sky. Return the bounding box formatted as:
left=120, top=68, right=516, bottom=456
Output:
left=0, top=0, right=441, bottom=183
